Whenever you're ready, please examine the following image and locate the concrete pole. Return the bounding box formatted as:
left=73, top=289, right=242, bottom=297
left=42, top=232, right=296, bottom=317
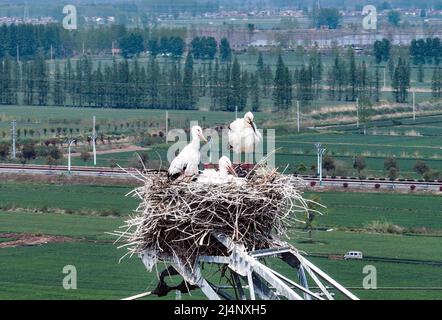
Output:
left=319, top=148, right=326, bottom=186
left=412, top=91, right=416, bottom=121
left=11, top=120, right=16, bottom=159
left=317, top=152, right=320, bottom=176
left=209, top=138, right=213, bottom=164
left=67, top=139, right=75, bottom=174
left=165, top=110, right=169, bottom=143
left=383, top=67, right=386, bottom=89
left=235, top=105, right=238, bottom=119
left=315, top=143, right=321, bottom=176
left=92, top=116, right=97, bottom=167
left=356, top=98, right=359, bottom=128
left=296, top=100, right=300, bottom=133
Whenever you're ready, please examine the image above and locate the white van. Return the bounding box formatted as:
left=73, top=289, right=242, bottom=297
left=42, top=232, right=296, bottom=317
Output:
left=344, top=251, right=363, bottom=260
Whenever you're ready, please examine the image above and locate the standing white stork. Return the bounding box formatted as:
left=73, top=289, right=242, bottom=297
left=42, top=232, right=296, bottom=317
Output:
left=228, top=111, right=262, bottom=154
left=197, top=156, right=244, bottom=185
left=168, top=125, right=207, bottom=180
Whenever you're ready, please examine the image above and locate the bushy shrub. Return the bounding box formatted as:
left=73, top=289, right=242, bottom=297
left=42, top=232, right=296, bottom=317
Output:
left=365, top=220, right=404, bottom=234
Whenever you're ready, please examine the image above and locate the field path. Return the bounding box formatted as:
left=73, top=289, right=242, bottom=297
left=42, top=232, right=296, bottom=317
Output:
left=0, top=233, right=76, bottom=248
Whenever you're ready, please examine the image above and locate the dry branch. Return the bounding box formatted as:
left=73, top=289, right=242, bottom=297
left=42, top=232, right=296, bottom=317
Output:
left=113, top=167, right=316, bottom=267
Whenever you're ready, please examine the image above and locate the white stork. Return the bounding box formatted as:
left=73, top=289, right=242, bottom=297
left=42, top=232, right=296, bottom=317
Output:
left=197, top=156, right=245, bottom=185
left=228, top=111, right=262, bottom=154
left=168, top=125, right=207, bottom=180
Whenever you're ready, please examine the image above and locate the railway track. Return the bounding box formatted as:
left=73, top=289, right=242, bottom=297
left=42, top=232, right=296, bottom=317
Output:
left=0, top=163, right=441, bottom=190
left=0, top=163, right=132, bottom=177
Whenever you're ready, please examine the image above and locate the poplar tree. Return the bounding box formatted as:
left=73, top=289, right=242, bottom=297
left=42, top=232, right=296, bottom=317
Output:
left=94, top=62, right=105, bottom=107
left=35, top=51, right=48, bottom=106
left=147, top=57, right=160, bottom=108
left=230, top=57, right=242, bottom=111
left=273, top=54, right=286, bottom=110
left=417, top=63, right=424, bottom=83
left=53, top=61, right=64, bottom=106
left=250, top=71, right=260, bottom=112
left=309, top=46, right=322, bottom=99
left=210, top=59, right=220, bottom=110
left=373, top=67, right=381, bottom=102
left=182, top=53, right=196, bottom=109
left=432, top=67, right=442, bottom=98
left=347, top=47, right=357, bottom=101
left=392, top=57, right=410, bottom=103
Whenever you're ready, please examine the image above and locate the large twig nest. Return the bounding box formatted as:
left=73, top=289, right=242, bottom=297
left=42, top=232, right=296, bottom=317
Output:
left=113, top=167, right=314, bottom=267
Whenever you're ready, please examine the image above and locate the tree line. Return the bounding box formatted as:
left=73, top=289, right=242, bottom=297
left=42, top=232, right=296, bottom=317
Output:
left=0, top=23, right=233, bottom=62
left=0, top=23, right=188, bottom=59
left=2, top=45, right=442, bottom=112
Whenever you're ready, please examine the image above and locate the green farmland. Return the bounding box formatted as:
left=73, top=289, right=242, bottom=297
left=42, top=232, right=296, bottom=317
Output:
left=0, top=181, right=441, bottom=300
left=1, top=105, right=441, bottom=180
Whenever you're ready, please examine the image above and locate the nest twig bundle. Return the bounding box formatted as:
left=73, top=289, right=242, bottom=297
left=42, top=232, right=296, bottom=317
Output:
left=113, top=168, right=314, bottom=267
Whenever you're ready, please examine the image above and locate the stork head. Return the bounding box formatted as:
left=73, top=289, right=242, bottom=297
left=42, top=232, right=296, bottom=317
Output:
left=244, top=112, right=257, bottom=133
left=190, top=125, right=207, bottom=143
left=218, top=156, right=235, bottom=176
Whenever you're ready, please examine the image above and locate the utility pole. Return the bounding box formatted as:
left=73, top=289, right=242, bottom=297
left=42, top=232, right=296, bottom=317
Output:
left=165, top=110, right=169, bottom=143
left=319, top=147, right=326, bottom=186
left=235, top=105, right=238, bottom=119
left=315, top=143, right=322, bottom=176
left=383, top=67, right=386, bottom=90
left=296, top=100, right=300, bottom=133
left=90, top=116, right=97, bottom=167
left=356, top=97, right=359, bottom=128
left=67, top=139, right=76, bottom=174
left=412, top=91, right=416, bottom=121
left=208, top=137, right=213, bottom=164
left=16, top=45, right=19, bottom=63
left=11, top=120, right=17, bottom=159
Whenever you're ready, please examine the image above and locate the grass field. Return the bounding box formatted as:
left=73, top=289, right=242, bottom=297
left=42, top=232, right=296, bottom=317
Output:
left=310, top=191, right=442, bottom=230
left=0, top=105, right=275, bottom=132
left=0, top=181, right=441, bottom=300
left=0, top=182, right=137, bottom=216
